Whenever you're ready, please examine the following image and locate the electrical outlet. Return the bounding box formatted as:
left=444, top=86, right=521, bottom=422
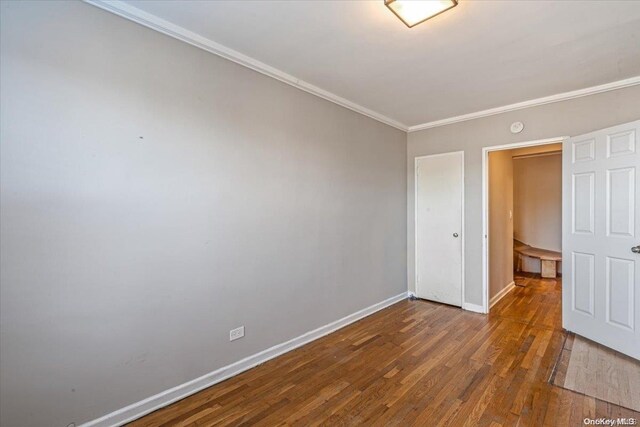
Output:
left=229, top=326, right=245, bottom=341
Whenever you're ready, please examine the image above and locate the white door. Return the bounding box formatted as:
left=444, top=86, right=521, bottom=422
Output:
left=415, top=152, right=463, bottom=306
left=563, top=120, right=640, bottom=360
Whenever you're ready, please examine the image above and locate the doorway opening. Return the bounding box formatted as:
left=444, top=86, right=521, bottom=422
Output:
left=483, top=137, right=567, bottom=313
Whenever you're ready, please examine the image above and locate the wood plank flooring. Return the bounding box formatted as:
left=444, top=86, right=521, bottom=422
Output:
left=130, top=275, right=639, bottom=426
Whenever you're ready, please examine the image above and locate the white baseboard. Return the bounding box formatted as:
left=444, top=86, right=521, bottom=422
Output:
left=462, top=302, right=486, bottom=314
left=489, top=281, right=516, bottom=308
left=81, top=292, right=408, bottom=427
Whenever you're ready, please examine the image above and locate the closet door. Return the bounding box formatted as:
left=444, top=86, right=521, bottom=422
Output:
left=415, top=151, right=464, bottom=307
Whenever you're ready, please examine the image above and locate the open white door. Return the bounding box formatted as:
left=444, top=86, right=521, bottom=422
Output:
left=563, top=120, right=640, bottom=360
left=415, top=152, right=463, bottom=307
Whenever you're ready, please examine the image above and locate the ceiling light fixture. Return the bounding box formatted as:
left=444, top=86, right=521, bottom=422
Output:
left=385, top=0, right=458, bottom=28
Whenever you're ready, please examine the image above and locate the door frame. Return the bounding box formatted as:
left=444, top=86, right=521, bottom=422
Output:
left=481, top=136, right=569, bottom=313
left=414, top=151, right=465, bottom=307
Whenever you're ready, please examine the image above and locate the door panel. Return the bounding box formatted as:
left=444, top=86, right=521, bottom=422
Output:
left=606, top=256, right=634, bottom=330
left=572, top=252, right=595, bottom=316
left=563, top=120, right=640, bottom=360
left=572, top=172, right=595, bottom=234
left=607, top=167, right=634, bottom=237
left=415, top=152, right=463, bottom=307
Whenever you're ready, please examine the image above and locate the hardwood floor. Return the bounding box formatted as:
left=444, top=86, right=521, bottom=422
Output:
left=130, top=275, right=639, bottom=426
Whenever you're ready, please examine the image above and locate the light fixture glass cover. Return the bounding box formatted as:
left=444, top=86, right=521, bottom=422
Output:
left=385, top=0, right=457, bottom=28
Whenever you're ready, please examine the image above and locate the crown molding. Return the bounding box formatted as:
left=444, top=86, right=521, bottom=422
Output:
left=83, top=0, right=409, bottom=132
left=82, top=1, right=640, bottom=135
left=408, top=75, right=640, bottom=132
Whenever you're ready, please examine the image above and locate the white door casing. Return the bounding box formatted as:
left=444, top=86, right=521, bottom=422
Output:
left=563, top=120, right=640, bottom=360
left=415, top=152, right=464, bottom=307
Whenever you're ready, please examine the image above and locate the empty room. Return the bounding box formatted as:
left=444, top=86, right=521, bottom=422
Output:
left=1, top=1, right=640, bottom=426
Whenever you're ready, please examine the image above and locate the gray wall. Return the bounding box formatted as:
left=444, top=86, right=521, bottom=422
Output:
left=0, top=2, right=407, bottom=426
left=488, top=150, right=513, bottom=299
left=514, top=153, right=562, bottom=252
left=407, top=84, right=640, bottom=306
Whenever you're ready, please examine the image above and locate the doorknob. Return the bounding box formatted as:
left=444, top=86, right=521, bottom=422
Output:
left=453, top=233, right=459, bottom=238
left=632, top=245, right=640, bottom=254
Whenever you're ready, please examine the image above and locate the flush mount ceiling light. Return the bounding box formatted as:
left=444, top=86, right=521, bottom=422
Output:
left=385, top=0, right=458, bottom=28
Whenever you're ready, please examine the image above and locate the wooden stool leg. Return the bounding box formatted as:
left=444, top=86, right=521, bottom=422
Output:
left=541, top=259, right=556, bottom=278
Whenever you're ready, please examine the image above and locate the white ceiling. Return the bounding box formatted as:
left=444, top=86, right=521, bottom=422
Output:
left=119, top=0, right=640, bottom=128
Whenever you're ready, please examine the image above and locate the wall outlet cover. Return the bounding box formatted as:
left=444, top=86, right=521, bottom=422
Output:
left=229, top=326, right=245, bottom=341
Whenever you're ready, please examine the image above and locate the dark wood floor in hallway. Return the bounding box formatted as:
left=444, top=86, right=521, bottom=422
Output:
left=130, top=275, right=639, bottom=426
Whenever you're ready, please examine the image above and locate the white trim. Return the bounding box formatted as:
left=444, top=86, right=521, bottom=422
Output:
left=82, top=0, right=408, bottom=132
left=462, top=302, right=485, bottom=314
left=408, top=76, right=640, bottom=132
left=414, top=151, right=465, bottom=309
left=81, top=292, right=408, bottom=427
left=489, top=281, right=516, bottom=308
left=482, top=136, right=569, bottom=314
